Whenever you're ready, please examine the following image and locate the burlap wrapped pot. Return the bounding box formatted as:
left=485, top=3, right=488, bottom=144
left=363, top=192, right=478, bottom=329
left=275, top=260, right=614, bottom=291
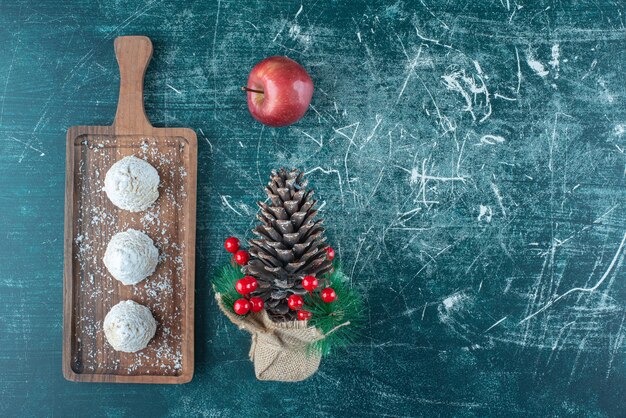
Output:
left=216, top=294, right=324, bottom=382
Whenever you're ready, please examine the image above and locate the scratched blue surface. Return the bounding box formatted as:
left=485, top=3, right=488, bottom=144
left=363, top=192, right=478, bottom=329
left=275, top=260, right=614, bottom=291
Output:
left=0, top=0, right=625, bottom=416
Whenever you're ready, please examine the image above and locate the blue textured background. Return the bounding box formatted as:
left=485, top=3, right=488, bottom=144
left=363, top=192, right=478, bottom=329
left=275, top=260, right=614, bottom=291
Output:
left=0, top=0, right=625, bottom=416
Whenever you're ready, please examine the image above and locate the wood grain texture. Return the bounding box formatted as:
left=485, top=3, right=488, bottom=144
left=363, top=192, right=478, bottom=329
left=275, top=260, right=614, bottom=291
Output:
left=63, top=36, right=197, bottom=384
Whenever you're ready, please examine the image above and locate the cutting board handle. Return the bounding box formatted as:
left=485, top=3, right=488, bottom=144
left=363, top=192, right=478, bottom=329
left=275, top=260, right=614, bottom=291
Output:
left=113, top=36, right=153, bottom=132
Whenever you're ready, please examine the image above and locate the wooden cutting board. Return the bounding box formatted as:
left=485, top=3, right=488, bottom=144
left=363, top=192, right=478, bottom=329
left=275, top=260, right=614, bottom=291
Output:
left=63, top=36, right=197, bottom=384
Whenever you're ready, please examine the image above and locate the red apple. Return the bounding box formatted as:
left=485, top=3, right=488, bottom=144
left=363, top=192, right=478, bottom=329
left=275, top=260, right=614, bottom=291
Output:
left=243, top=56, right=314, bottom=127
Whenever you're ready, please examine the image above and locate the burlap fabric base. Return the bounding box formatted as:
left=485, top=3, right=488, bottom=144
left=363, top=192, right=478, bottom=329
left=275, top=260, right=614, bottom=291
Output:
left=216, top=294, right=323, bottom=382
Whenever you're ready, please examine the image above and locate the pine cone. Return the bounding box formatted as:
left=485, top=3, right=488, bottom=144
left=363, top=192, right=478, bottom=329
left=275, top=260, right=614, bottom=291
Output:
left=243, top=168, right=333, bottom=322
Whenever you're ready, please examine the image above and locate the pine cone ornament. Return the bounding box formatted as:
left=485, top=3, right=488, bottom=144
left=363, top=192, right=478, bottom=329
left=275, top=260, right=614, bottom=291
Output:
left=243, top=168, right=333, bottom=321
left=213, top=168, right=363, bottom=380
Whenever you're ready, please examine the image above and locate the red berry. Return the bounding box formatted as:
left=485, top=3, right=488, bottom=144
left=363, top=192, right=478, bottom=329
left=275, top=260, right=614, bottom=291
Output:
left=249, top=297, right=264, bottom=313
left=297, top=310, right=312, bottom=320
left=235, top=276, right=258, bottom=294
left=235, top=278, right=248, bottom=295
left=224, top=237, right=240, bottom=253
left=325, top=247, right=335, bottom=261
left=288, top=294, right=304, bottom=310
left=246, top=277, right=258, bottom=292
left=321, top=288, right=336, bottom=303
left=234, top=250, right=249, bottom=265
left=302, top=275, right=318, bottom=292
left=233, top=298, right=251, bottom=315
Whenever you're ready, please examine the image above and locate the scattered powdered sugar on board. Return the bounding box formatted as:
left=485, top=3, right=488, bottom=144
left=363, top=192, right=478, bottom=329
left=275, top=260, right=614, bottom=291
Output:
left=71, top=136, right=189, bottom=376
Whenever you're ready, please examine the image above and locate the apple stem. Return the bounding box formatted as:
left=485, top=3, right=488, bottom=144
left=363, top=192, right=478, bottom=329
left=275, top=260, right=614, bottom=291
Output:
left=241, top=86, right=264, bottom=94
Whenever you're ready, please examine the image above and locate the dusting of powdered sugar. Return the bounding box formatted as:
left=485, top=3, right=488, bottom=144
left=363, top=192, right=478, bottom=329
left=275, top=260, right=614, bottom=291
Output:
left=72, top=136, right=189, bottom=376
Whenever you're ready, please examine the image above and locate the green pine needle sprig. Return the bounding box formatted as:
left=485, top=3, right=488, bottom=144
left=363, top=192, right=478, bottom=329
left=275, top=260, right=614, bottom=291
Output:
left=306, top=264, right=364, bottom=356
left=212, top=261, right=364, bottom=357
left=212, top=262, right=245, bottom=315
